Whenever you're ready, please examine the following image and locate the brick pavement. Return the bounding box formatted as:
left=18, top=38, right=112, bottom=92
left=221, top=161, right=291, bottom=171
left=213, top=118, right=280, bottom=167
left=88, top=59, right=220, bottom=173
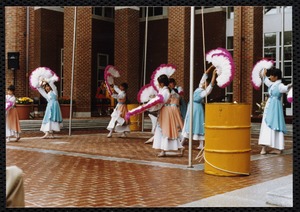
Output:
left=5, top=130, right=293, bottom=207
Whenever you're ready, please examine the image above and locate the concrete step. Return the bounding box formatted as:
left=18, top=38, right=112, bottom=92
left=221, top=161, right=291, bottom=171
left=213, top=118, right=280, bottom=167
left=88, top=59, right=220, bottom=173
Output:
left=19, top=118, right=293, bottom=137
left=266, top=184, right=293, bottom=207
left=20, top=118, right=153, bottom=131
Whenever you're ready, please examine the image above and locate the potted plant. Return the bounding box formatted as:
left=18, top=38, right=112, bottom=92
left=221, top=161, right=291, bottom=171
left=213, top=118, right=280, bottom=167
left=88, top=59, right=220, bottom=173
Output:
left=15, top=97, right=34, bottom=120
left=58, top=96, right=75, bottom=118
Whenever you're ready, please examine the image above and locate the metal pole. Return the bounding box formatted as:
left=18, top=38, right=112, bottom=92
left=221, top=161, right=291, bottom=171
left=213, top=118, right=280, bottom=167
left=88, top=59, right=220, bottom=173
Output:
left=188, top=6, right=195, bottom=168
left=202, top=6, right=207, bottom=104
left=141, top=7, right=149, bottom=132
left=281, top=6, right=285, bottom=72
left=69, top=6, right=77, bottom=136
left=26, top=7, right=30, bottom=97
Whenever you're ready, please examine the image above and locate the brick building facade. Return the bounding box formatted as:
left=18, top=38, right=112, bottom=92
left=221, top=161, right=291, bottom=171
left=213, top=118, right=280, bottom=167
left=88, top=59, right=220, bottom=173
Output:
left=5, top=6, right=291, bottom=122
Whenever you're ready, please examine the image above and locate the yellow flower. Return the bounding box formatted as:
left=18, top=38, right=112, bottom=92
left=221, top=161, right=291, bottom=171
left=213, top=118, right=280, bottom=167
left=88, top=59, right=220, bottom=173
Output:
left=16, top=97, right=34, bottom=104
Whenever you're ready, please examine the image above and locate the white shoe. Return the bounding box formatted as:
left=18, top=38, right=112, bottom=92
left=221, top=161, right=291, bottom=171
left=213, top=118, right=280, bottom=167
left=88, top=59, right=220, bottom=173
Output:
left=145, top=138, right=153, bottom=144
left=121, top=133, right=127, bottom=138
left=260, top=146, right=267, bottom=155
left=107, top=133, right=112, bottom=138
left=157, top=151, right=166, bottom=157
left=41, top=132, right=49, bottom=139
left=180, top=147, right=185, bottom=156
left=6, top=137, right=10, bottom=143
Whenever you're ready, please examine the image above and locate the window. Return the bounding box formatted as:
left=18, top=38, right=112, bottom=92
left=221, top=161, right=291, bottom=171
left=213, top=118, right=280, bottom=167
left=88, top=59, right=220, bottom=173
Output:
left=97, top=54, right=109, bottom=86
left=139, top=7, right=168, bottom=20
left=225, top=36, right=234, bottom=102
left=264, top=6, right=277, bottom=15
left=227, top=7, right=234, bottom=19
left=262, top=30, right=293, bottom=116
left=92, top=7, right=114, bottom=19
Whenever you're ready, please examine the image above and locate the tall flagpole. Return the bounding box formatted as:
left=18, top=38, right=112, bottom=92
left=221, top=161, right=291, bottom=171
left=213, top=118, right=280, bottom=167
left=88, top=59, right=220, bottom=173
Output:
left=188, top=6, right=195, bottom=168
left=141, top=7, right=149, bottom=132
left=202, top=6, right=208, bottom=104
left=69, top=6, right=77, bottom=136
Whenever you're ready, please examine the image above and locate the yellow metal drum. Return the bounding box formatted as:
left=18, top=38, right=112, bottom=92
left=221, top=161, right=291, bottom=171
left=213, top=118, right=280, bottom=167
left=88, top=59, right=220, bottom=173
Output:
left=204, top=103, right=251, bottom=176
left=127, top=104, right=142, bottom=131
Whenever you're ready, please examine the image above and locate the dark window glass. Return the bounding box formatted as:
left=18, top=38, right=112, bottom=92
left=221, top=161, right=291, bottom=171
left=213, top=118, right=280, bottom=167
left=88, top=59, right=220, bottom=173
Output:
left=265, top=6, right=277, bottom=15
left=264, top=33, right=276, bottom=46
left=227, top=37, right=233, bottom=49
left=264, top=47, right=276, bottom=60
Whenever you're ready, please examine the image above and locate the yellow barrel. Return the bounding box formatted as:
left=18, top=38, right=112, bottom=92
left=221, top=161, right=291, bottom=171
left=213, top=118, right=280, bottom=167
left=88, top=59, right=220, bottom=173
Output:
left=127, top=104, right=142, bottom=131
left=204, top=103, right=251, bottom=176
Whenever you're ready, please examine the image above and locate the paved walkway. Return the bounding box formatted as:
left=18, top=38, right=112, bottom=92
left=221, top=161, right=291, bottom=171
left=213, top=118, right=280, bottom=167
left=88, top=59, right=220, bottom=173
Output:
left=6, top=122, right=293, bottom=208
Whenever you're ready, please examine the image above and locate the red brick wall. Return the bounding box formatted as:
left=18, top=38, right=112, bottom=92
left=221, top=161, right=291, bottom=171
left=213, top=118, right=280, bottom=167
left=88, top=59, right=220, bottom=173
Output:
left=5, top=7, right=27, bottom=97
left=64, top=7, right=92, bottom=114
left=233, top=6, right=263, bottom=114
left=114, top=8, right=140, bottom=104
left=168, top=7, right=190, bottom=101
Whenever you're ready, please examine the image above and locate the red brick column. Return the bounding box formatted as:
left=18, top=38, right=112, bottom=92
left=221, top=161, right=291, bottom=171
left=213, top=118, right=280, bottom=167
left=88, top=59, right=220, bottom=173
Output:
left=64, top=7, right=92, bottom=116
left=233, top=6, right=263, bottom=112
left=5, top=7, right=27, bottom=97
left=114, top=7, right=140, bottom=103
left=168, top=7, right=190, bottom=101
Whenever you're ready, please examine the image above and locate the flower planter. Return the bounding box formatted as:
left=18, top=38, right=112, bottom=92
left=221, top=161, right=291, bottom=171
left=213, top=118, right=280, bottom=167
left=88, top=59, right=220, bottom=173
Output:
left=60, top=104, right=75, bottom=119
left=16, top=104, right=32, bottom=120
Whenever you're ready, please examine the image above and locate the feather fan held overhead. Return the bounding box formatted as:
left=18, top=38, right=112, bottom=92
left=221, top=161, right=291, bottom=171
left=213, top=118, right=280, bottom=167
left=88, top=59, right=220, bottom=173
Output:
left=251, top=59, right=274, bottom=90
left=29, top=67, right=59, bottom=90
left=150, top=64, right=176, bottom=92
left=206, top=48, right=230, bottom=63
left=287, top=87, right=293, bottom=103
left=104, top=65, right=121, bottom=96
left=210, top=52, right=235, bottom=88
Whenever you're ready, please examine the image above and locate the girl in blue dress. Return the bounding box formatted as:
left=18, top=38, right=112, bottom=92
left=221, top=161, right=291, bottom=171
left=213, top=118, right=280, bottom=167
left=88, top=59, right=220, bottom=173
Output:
left=181, top=67, right=217, bottom=149
left=259, top=68, right=292, bottom=154
left=37, top=80, right=63, bottom=138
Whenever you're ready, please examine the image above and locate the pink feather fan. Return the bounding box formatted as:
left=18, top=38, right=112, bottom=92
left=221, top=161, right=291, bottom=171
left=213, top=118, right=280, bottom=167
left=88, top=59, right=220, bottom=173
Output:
left=125, top=94, right=164, bottom=120
left=150, top=64, right=176, bottom=92
left=210, top=52, right=235, bottom=88
left=287, top=87, right=293, bottom=103
left=251, top=59, right=274, bottom=90
left=104, top=65, right=121, bottom=96
left=29, top=67, right=59, bottom=90
left=137, top=83, right=158, bottom=103
left=6, top=101, right=13, bottom=111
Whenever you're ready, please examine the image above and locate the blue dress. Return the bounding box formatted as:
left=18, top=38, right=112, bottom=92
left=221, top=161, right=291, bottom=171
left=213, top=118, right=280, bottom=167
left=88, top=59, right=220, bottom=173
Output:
left=258, top=78, right=289, bottom=150
left=182, top=74, right=213, bottom=141
left=38, top=81, right=63, bottom=132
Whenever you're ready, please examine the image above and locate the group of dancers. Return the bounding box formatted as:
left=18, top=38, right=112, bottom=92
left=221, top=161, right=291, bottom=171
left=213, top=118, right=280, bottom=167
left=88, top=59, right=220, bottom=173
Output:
left=105, top=65, right=216, bottom=157
left=6, top=65, right=292, bottom=157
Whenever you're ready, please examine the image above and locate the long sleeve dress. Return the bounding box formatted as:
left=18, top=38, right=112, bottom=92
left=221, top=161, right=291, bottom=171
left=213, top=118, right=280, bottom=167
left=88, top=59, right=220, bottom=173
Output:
left=37, top=81, right=63, bottom=132
left=182, top=73, right=214, bottom=141
left=152, top=86, right=184, bottom=151
left=6, top=94, right=21, bottom=137
left=107, top=85, right=130, bottom=133
left=258, top=77, right=289, bottom=150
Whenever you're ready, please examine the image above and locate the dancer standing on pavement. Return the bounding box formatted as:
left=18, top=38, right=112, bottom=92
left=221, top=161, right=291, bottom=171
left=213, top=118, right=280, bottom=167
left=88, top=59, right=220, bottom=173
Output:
left=107, top=82, right=130, bottom=138
left=181, top=66, right=217, bottom=149
left=6, top=85, right=21, bottom=142
left=37, top=79, right=63, bottom=139
left=259, top=68, right=292, bottom=155
left=152, top=74, right=185, bottom=157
